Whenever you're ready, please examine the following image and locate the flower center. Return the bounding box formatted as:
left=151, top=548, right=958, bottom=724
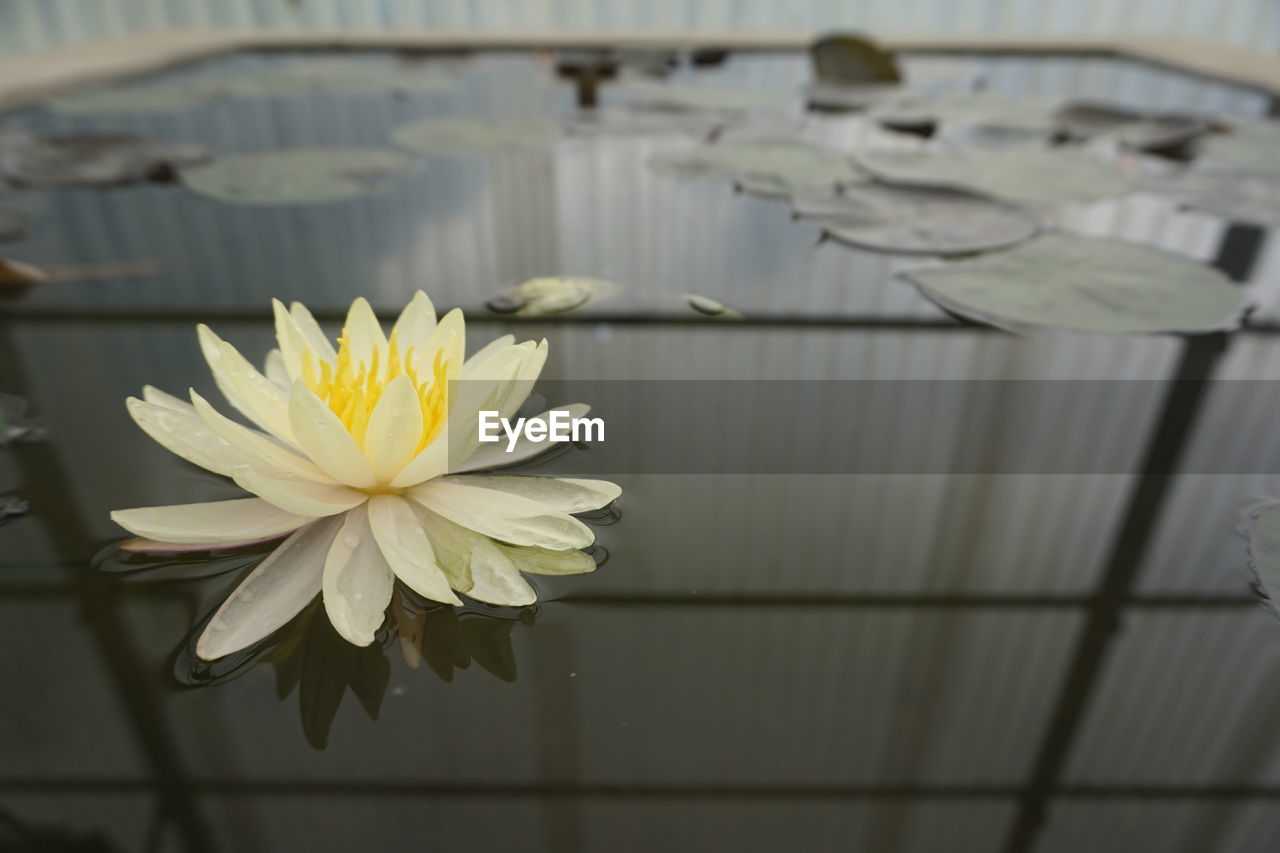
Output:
left=301, top=332, right=450, bottom=455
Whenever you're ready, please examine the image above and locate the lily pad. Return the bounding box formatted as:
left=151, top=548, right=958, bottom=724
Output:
left=0, top=210, right=27, bottom=243
left=1244, top=500, right=1280, bottom=617
left=871, top=92, right=1062, bottom=136
left=391, top=117, right=561, bottom=155
left=49, top=82, right=216, bottom=114
left=854, top=146, right=1134, bottom=205
left=810, top=33, right=901, bottom=85
left=0, top=132, right=210, bottom=188
left=487, top=277, right=619, bottom=316
left=614, top=79, right=786, bottom=114
left=1197, top=121, right=1280, bottom=175
left=180, top=147, right=416, bottom=205
left=1143, top=170, right=1280, bottom=226
left=796, top=184, right=1039, bottom=255
left=652, top=138, right=866, bottom=196
left=1055, top=101, right=1211, bottom=154
left=901, top=233, right=1246, bottom=334
left=51, top=61, right=456, bottom=114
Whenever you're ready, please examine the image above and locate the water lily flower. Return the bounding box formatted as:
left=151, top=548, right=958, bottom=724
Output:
left=112, top=292, right=619, bottom=660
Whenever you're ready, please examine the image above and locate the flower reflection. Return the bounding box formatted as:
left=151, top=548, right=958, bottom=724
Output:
left=110, top=292, right=619, bottom=659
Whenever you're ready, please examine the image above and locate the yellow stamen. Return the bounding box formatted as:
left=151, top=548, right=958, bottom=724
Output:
left=299, top=334, right=452, bottom=458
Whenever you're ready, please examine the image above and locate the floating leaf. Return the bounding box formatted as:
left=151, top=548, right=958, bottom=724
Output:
left=651, top=138, right=865, bottom=196
left=810, top=33, right=901, bottom=85
left=1054, top=100, right=1210, bottom=155
left=902, top=233, right=1246, bottom=334
left=804, top=81, right=901, bottom=113
left=854, top=146, right=1134, bottom=204
left=0, top=132, right=209, bottom=188
left=1197, top=121, right=1280, bottom=175
left=180, top=147, right=416, bottom=205
left=796, top=184, right=1039, bottom=255
left=1143, top=169, right=1280, bottom=226
left=871, top=92, right=1062, bottom=136
left=391, top=117, right=561, bottom=155
left=1244, top=500, right=1280, bottom=617
left=686, top=294, right=743, bottom=319
left=50, top=61, right=456, bottom=114
left=614, top=79, right=785, bottom=114
left=487, top=276, right=619, bottom=316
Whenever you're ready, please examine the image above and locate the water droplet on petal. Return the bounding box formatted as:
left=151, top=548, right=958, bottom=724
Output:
left=343, top=533, right=361, bottom=548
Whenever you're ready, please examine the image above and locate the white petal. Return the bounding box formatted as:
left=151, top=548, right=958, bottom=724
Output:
left=450, top=403, right=591, bottom=473
left=461, top=334, right=515, bottom=375
left=263, top=349, right=291, bottom=390
left=416, top=307, right=464, bottom=377
left=496, top=339, right=548, bottom=421
left=465, top=537, right=537, bottom=606
left=287, top=380, right=376, bottom=488
left=364, top=375, right=424, bottom=484
left=443, top=474, right=620, bottom=513
left=412, top=506, right=475, bottom=591
left=343, top=297, right=386, bottom=369
left=366, top=495, right=460, bottom=604
left=273, top=300, right=321, bottom=381
left=390, top=290, right=437, bottom=350
left=190, top=391, right=330, bottom=482
left=323, top=504, right=395, bottom=646
left=111, top=498, right=309, bottom=544
left=231, top=465, right=367, bottom=517
left=120, top=534, right=288, bottom=553
left=290, top=302, right=338, bottom=362
left=141, top=385, right=191, bottom=411
left=408, top=479, right=594, bottom=550
left=127, top=393, right=246, bottom=477
left=388, top=438, right=449, bottom=489
left=197, top=324, right=295, bottom=443
left=195, top=516, right=341, bottom=660
left=500, top=543, right=598, bottom=575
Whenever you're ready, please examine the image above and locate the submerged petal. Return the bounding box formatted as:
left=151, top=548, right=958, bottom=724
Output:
left=367, top=495, right=460, bottom=604
left=444, top=474, right=620, bottom=513
left=196, top=516, right=342, bottom=660
left=322, top=504, right=395, bottom=646
left=408, top=479, right=594, bottom=550
left=288, top=380, right=377, bottom=488
left=500, top=543, right=598, bottom=575
left=111, top=498, right=310, bottom=544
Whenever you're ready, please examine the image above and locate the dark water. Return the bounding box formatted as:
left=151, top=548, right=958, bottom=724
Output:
left=2, top=50, right=1280, bottom=853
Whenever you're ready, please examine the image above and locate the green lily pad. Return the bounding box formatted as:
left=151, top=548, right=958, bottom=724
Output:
left=614, top=79, right=786, bottom=114
left=1197, top=121, right=1280, bottom=175
left=1244, top=500, right=1280, bottom=617
left=391, top=117, right=561, bottom=155
left=50, top=61, right=456, bottom=114
left=651, top=138, right=866, bottom=196
left=0, top=132, right=210, bottom=188
left=871, top=92, right=1062, bottom=136
left=487, top=276, right=619, bottom=316
left=796, top=184, right=1039, bottom=255
left=180, top=147, right=416, bottom=205
left=902, top=233, right=1246, bottom=334
left=854, top=146, right=1134, bottom=205
left=810, top=33, right=901, bottom=85
left=1144, top=170, right=1280, bottom=226
left=1055, top=101, right=1211, bottom=154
